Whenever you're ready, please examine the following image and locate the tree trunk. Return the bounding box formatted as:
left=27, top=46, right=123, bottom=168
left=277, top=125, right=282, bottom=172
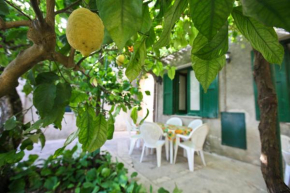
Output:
left=0, top=87, right=23, bottom=192
left=253, top=50, right=290, bottom=192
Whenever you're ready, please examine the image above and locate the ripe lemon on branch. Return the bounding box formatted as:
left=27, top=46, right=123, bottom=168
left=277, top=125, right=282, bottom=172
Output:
left=66, top=8, right=104, bottom=57
left=116, top=54, right=125, bottom=66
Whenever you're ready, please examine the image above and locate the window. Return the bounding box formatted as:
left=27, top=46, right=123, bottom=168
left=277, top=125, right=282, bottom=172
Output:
left=163, top=68, right=219, bottom=118
left=252, top=41, right=290, bottom=122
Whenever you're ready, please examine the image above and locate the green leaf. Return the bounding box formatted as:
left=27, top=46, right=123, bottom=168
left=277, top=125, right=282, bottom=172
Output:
left=189, top=0, right=234, bottom=40
left=39, top=133, right=46, bottom=149
left=97, top=0, right=143, bottom=50
left=192, top=23, right=228, bottom=60
left=130, top=106, right=138, bottom=124
left=145, top=91, right=150, bottom=95
left=158, top=187, right=170, bottom=193
left=173, top=184, right=183, bottom=193
left=107, top=114, right=115, bottom=140
left=0, top=0, right=9, bottom=15
left=0, top=150, right=24, bottom=167
left=137, top=92, right=143, bottom=101
left=44, top=176, right=59, bottom=190
left=33, top=83, right=56, bottom=117
left=35, top=72, right=59, bottom=85
left=20, top=138, right=33, bottom=150
left=232, top=7, right=284, bottom=64
left=26, top=154, right=39, bottom=166
left=86, top=168, right=97, bottom=181
left=154, top=0, right=188, bottom=48
left=113, top=105, right=122, bottom=117
left=155, top=0, right=172, bottom=20
left=241, top=0, right=290, bottom=32
left=53, top=147, right=65, bottom=158
left=24, top=120, right=43, bottom=134
left=4, top=116, right=17, bottom=130
left=125, top=38, right=146, bottom=82
left=167, top=66, right=176, bottom=80
left=78, top=106, right=108, bottom=152
left=130, top=172, right=138, bottom=178
left=54, top=83, right=72, bottom=106
left=8, top=179, right=25, bottom=193
left=102, top=28, right=113, bottom=45
left=64, top=129, right=80, bottom=147
left=42, top=83, right=72, bottom=128
left=140, top=3, right=152, bottom=34
left=139, top=109, right=149, bottom=125
left=191, top=55, right=225, bottom=92
left=29, top=134, right=40, bottom=143
left=70, top=89, right=88, bottom=105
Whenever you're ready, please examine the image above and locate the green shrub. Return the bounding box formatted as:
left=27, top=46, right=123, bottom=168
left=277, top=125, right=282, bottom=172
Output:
left=9, top=146, right=148, bottom=193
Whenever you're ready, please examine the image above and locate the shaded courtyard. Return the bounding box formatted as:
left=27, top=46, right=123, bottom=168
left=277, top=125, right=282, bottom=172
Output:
left=25, top=131, right=267, bottom=193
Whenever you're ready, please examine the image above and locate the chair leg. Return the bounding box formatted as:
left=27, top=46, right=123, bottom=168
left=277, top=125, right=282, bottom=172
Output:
left=200, top=150, right=206, bottom=166
left=174, top=143, right=178, bottom=164
left=145, top=147, right=149, bottom=155
left=186, top=149, right=194, bottom=172
left=136, top=139, right=140, bottom=148
left=156, top=146, right=162, bottom=167
left=140, top=145, right=146, bottom=163
left=183, top=149, right=187, bottom=157
left=285, top=164, right=290, bottom=186
left=129, top=138, right=138, bottom=155
left=165, top=138, right=169, bottom=161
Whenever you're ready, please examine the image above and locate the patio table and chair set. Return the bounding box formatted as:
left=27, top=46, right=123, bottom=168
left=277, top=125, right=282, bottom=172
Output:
left=125, top=117, right=209, bottom=172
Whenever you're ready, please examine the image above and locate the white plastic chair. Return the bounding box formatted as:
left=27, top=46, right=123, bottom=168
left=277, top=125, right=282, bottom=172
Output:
left=181, top=120, right=203, bottom=157
left=188, top=119, right=203, bottom=130
left=281, top=135, right=290, bottom=151
left=140, top=122, right=167, bottom=167
left=281, top=135, right=290, bottom=186
left=283, top=150, right=290, bottom=186
left=126, top=119, right=142, bottom=155
left=166, top=117, right=182, bottom=126
left=174, top=124, right=209, bottom=171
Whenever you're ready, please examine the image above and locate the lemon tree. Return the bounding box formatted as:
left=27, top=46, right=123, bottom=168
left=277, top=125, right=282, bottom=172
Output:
left=0, top=0, right=289, bottom=191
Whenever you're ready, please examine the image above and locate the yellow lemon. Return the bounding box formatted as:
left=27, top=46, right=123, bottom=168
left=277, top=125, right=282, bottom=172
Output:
left=66, top=8, right=104, bottom=57
left=116, top=54, right=125, bottom=66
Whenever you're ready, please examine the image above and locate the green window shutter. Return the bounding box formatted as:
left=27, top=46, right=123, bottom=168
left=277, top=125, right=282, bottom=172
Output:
left=251, top=51, right=261, bottom=121
left=201, top=76, right=219, bottom=118
left=163, top=74, right=174, bottom=115
left=273, top=46, right=290, bottom=122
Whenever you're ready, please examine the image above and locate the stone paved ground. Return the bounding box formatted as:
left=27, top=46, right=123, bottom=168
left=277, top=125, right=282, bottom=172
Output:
left=25, top=131, right=267, bottom=193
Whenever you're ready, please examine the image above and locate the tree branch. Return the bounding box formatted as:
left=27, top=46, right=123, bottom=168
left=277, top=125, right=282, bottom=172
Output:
left=0, top=20, right=31, bottom=30
left=30, top=0, right=45, bottom=25
left=55, top=0, right=81, bottom=15
left=68, top=48, right=75, bottom=65
left=51, top=51, right=75, bottom=68
left=4, top=0, right=32, bottom=21
left=0, top=45, right=45, bottom=98
left=46, top=0, right=55, bottom=27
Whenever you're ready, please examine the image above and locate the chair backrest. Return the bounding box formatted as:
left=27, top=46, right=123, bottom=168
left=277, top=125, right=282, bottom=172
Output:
left=188, top=119, right=203, bottom=130
left=140, top=122, right=163, bottom=147
left=282, top=150, right=290, bottom=165
left=281, top=135, right=290, bottom=151
left=190, top=124, right=209, bottom=150
left=166, top=117, right=182, bottom=126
